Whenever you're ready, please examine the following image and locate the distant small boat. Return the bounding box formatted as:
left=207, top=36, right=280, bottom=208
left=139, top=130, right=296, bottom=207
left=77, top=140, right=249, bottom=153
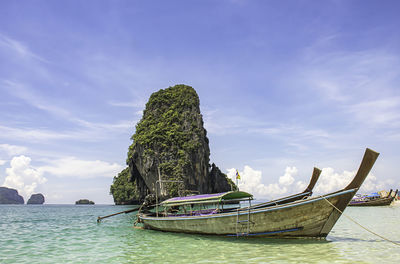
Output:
left=349, top=189, right=398, bottom=206
left=137, top=148, right=379, bottom=238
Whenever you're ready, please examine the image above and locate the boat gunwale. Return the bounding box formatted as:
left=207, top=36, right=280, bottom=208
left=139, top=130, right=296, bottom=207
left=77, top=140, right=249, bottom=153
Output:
left=244, top=191, right=312, bottom=210
left=160, top=197, right=252, bottom=207
left=255, top=191, right=312, bottom=203
left=140, top=188, right=357, bottom=221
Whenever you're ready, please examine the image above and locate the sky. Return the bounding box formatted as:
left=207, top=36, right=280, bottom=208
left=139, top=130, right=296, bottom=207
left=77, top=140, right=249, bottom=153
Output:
left=1, top=0, right=400, bottom=204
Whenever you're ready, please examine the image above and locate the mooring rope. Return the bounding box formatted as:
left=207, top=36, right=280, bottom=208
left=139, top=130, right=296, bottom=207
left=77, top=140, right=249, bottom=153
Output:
left=133, top=203, right=145, bottom=226
left=323, top=196, right=400, bottom=247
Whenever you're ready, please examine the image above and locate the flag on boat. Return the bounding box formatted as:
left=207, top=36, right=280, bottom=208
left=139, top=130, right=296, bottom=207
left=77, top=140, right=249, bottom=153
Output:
left=236, top=170, right=241, bottom=180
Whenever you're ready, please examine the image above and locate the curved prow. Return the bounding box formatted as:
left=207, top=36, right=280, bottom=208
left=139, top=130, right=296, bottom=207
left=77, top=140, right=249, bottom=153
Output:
left=345, top=148, right=380, bottom=190
left=304, top=167, right=322, bottom=193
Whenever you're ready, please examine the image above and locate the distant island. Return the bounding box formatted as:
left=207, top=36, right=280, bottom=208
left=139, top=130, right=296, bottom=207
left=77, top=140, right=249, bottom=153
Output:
left=27, top=193, right=45, bottom=204
left=75, top=199, right=95, bottom=205
left=0, top=187, right=24, bottom=204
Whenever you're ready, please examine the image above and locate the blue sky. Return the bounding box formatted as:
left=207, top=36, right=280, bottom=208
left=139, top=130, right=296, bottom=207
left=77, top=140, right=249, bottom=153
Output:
left=1, top=0, right=399, bottom=204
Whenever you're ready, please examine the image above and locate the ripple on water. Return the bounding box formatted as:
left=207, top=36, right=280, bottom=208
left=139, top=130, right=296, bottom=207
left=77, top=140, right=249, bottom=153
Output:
left=1, top=205, right=399, bottom=264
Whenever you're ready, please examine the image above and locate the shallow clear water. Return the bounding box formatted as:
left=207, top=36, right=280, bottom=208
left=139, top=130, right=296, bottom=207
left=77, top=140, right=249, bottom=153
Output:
left=1, top=203, right=399, bottom=263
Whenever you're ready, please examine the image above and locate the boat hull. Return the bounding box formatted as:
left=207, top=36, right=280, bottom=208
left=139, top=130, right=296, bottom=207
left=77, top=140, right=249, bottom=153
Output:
left=349, top=190, right=397, bottom=206
left=140, top=189, right=356, bottom=238
left=348, top=196, right=395, bottom=206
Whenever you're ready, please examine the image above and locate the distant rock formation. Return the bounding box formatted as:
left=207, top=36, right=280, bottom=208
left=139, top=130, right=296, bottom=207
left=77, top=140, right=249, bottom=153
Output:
left=27, top=193, right=45, bottom=204
left=75, top=199, right=95, bottom=205
left=121, top=84, right=235, bottom=204
left=0, top=187, right=24, bottom=204
left=209, top=163, right=237, bottom=193
left=110, top=167, right=140, bottom=205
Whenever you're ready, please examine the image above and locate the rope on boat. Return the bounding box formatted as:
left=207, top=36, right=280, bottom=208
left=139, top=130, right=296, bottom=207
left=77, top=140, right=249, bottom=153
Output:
left=133, top=203, right=145, bottom=226
left=323, top=197, right=400, bottom=247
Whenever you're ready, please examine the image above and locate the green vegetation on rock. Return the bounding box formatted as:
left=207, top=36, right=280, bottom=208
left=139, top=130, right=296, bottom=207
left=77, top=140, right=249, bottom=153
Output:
left=110, top=167, right=139, bottom=205
left=130, top=85, right=203, bottom=158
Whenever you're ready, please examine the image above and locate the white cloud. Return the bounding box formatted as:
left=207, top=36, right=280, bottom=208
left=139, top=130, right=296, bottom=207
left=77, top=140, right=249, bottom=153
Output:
left=301, top=48, right=400, bottom=128
left=0, top=80, right=133, bottom=143
left=0, top=160, right=6, bottom=166
left=0, top=33, right=48, bottom=62
left=304, top=49, right=399, bottom=99
left=0, top=125, right=75, bottom=142
left=346, top=97, right=400, bottom=127
left=1, top=79, right=76, bottom=122
left=2, top=155, right=47, bottom=199
left=0, top=120, right=132, bottom=143
left=314, top=168, right=384, bottom=195
left=296, top=180, right=307, bottom=192
left=0, top=144, right=28, bottom=156
left=226, top=165, right=388, bottom=199
left=108, top=99, right=146, bottom=108
left=39, top=157, right=123, bottom=179
left=279, top=167, right=297, bottom=186
left=76, top=119, right=133, bottom=131
left=1, top=155, right=122, bottom=202
left=227, top=165, right=303, bottom=199
left=203, top=108, right=250, bottom=136
left=314, top=167, right=353, bottom=194
left=203, top=108, right=331, bottom=152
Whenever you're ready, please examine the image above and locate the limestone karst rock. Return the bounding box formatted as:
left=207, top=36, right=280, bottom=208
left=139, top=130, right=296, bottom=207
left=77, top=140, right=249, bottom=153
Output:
left=124, top=84, right=235, bottom=203
left=0, top=187, right=24, bottom=204
left=27, top=193, right=45, bottom=204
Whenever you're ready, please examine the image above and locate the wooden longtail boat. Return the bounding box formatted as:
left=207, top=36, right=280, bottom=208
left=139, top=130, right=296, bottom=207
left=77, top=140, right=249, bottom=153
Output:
left=138, top=148, right=379, bottom=238
left=349, top=189, right=398, bottom=206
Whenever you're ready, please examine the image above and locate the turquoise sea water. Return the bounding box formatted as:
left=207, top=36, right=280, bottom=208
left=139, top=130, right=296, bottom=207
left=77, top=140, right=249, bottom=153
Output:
left=1, top=203, right=399, bottom=263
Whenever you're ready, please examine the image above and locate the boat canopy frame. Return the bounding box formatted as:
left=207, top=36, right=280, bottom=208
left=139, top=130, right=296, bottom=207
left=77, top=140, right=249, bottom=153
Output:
left=160, top=191, right=253, bottom=207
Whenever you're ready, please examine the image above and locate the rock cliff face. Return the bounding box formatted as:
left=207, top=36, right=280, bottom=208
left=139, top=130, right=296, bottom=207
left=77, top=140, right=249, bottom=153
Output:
left=27, top=193, right=45, bottom=204
left=209, top=163, right=236, bottom=193
left=127, top=85, right=234, bottom=202
left=0, top=187, right=24, bottom=204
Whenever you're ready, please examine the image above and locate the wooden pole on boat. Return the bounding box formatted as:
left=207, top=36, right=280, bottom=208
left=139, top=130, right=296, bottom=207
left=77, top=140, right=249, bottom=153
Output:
left=155, top=182, right=158, bottom=218
left=97, top=207, right=140, bottom=223
left=97, top=204, right=155, bottom=223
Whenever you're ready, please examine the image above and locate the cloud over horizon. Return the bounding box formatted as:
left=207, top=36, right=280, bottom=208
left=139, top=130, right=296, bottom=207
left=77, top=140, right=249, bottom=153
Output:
left=227, top=166, right=303, bottom=199
left=227, top=165, right=386, bottom=200
left=1, top=154, right=124, bottom=202
left=39, top=156, right=123, bottom=179
left=2, top=155, right=47, bottom=200
left=0, top=144, right=28, bottom=156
